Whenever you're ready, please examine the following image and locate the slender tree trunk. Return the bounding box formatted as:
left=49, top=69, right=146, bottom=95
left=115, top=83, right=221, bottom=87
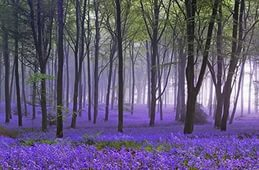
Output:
left=111, top=64, right=117, bottom=110
left=65, top=43, right=69, bottom=110
left=146, top=41, right=151, bottom=110
left=240, top=66, right=244, bottom=117
left=254, top=60, right=258, bottom=113
left=9, top=59, right=16, bottom=115
left=21, top=56, right=28, bottom=117
left=3, top=25, right=11, bottom=123
left=214, top=0, right=223, bottom=128
left=105, top=39, right=116, bottom=121
left=93, top=0, right=100, bottom=124
left=149, top=0, right=159, bottom=127
left=78, top=0, right=87, bottom=118
left=56, top=0, right=64, bottom=138
left=184, top=0, right=219, bottom=133
left=229, top=58, right=245, bottom=124
left=32, top=67, right=37, bottom=120
left=176, top=39, right=185, bottom=121
left=157, top=46, right=163, bottom=120
left=221, top=0, right=244, bottom=131
left=86, top=5, right=92, bottom=121
left=78, top=76, right=83, bottom=117
left=130, top=42, right=135, bottom=115
left=115, top=0, right=124, bottom=132
left=184, top=0, right=197, bottom=134
left=14, top=0, right=22, bottom=126
left=248, top=58, right=252, bottom=114
left=40, top=68, right=48, bottom=131
left=71, top=0, right=80, bottom=128
left=86, top=0, right=92, bottom=121
left=208, top=72, right=214, bottom=116
left=174, top=56, right=178, bottom=107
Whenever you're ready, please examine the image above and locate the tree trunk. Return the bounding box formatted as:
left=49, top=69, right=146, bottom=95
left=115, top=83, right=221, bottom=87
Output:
left=32, top=67, right=37, bottom=120
left=21, top=56, right=28, bottom=117
left=229, top=58, right=245, bottom=124
left=221, top=0, right=244, bottom=131
left=214, top=0, right=223, bottom=128
left=93, top=0, right=100, bottom=124
left=3, top=25, right=11, bottom=123
left=115, top=0, right=124, bottom=132
left=86, top=0, right=91, bottom=121
left=14, top=0, right=22, bottom=126
left=184, top=0, right=197, bottom=134
left=130, top=42, right=135, bottom=115
left=71, top=0, right=80, bottom=128
left=65, top=43, right=69, bottom=110
left=146, top=41, right=151, bottom=110
left=254, top=60, right=258, bottom=113
left=184, top=0, right=219, bottom=133
left=176, top=39, right=185, bottom=121
left=149, top=0, right=159, bottom=127
left=56, top=0, right=64, bottom=138
left=111, top=64, right=117, bottom=110
left=9, top=59, right=16, bottom=117
left=248, top=58, right=252, bottom=114
left=78, top=76, right=83, bottom=117
left=105, top=39, right=116, bottom=121
left=40, top=68, right=48, bottom=131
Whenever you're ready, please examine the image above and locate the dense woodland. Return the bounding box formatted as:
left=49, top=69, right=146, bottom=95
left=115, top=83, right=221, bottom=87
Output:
left=0, top=0, right=259, bottom=138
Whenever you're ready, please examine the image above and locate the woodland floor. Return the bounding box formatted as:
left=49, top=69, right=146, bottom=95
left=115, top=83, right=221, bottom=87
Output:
left=0, top=103, right=259, bottom=169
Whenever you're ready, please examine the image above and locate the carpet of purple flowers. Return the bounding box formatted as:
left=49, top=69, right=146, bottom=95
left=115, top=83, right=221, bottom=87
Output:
left=1, top=104, right=259, bottom=169
left=1, top=129, right=259, bottom=169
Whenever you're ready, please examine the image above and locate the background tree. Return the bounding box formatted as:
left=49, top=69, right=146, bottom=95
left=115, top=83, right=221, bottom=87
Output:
left=115, top=0, right=123, bottom=132
left=56, top=0, right=64, bottom=138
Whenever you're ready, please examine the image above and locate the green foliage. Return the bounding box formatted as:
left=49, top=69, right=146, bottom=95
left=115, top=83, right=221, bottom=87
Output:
left=27, top=73, right=55, bottom=84
left=156, top=143, right=171, bottom=152
left=144, top=145, right=153, bottom=152
left=95, top=140, right=142, bottom=150
left=20, top=139, right=56, bottom=146
left=82, top=133, right=142, bottom=150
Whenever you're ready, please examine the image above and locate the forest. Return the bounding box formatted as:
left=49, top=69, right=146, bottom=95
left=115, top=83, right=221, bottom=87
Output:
left=0, top=0, right=259, bottom=169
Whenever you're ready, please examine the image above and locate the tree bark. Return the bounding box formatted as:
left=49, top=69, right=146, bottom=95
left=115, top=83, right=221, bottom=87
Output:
left=3, top=25, right=11, bottom=123
left=56, top=0, right=64, bottom=138
left=93, top=0, right=100, bottom=124
left=14, top=0, right=22, bottom=126
left=221, top=0, right=244, bottom=131
left=115, top=0, right=124, bottom=132
left=105, top=39, right=116, bottom=121
left=184, top=0, right=219, bottom=134
left=21, top=55, right=28, bottom=117
left=86, top=0, right=92, bottom=121
left=176, top=38, right=185, bottom=121
left=130, top=42, right=135, bottom=115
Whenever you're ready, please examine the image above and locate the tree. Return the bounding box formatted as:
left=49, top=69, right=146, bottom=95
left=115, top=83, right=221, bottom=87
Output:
left=56, top=0, right=64, bottom=138
left=86, top=0, right=92, bottom=121
left=184, top=0, right=219, bottom=134
left=71, top=0, right=87, bottom=128
left=2, top=20, right=11, bottom=124
left=13, top=0, right=22, bottom=126
left=93, top=0, right=100, bottom=124
left=221, top=0, right=245, bottom=131
left=115, top=0, right=123, bottom=132
left=140, top=0, right=171, bottom=127
left=27, top=0, right=55, bottom=131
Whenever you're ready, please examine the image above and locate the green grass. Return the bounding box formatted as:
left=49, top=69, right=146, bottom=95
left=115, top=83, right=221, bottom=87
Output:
left=20, top=139, right=56, bottom=146
left=0, top=126, right=19, bottom=138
